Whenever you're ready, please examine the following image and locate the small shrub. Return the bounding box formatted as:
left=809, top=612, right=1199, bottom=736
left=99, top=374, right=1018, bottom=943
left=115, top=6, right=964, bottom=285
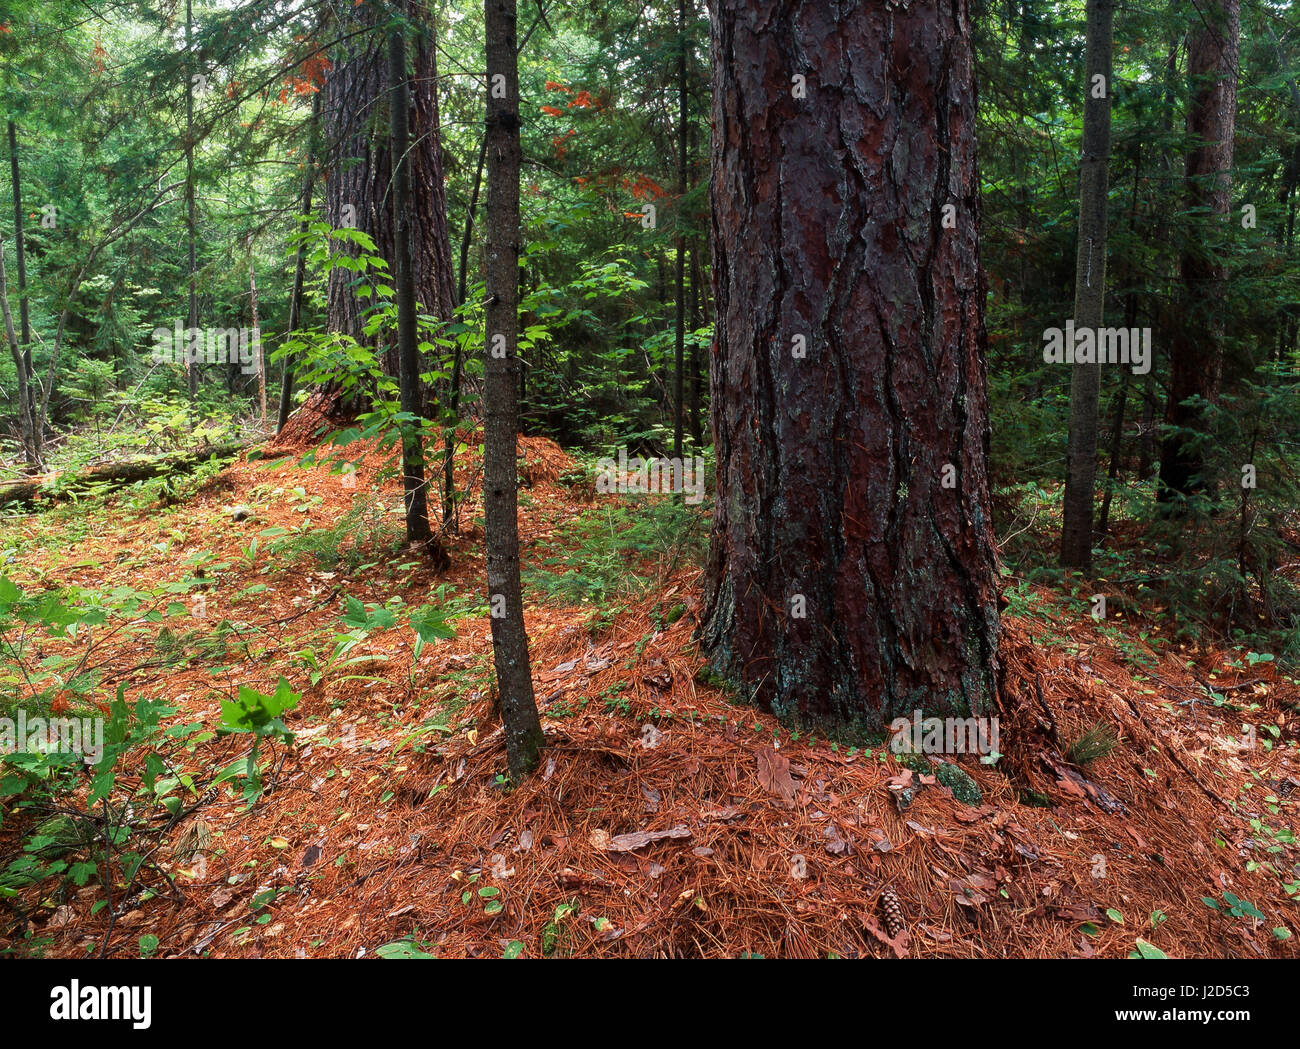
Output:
left=1065, top=721, right=1119, bottom=766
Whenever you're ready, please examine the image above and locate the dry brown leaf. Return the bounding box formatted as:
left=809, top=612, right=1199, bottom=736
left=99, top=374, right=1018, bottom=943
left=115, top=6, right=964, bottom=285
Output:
left=863, top=914, right=911, bottom=957
left=756, top=746, right=797, bottom=803
left=866, top=827, right=893, bottom=853
left=600, top=824, right=691, bottom=853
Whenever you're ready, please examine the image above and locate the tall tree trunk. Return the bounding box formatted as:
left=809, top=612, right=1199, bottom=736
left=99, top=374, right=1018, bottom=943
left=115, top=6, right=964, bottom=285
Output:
left=672, top=0, right=688, bottom=462
left=1060, top=0, right=1114, bottom=570
left=689, top=239, right=703, bottom=446
left=248, top=247, right=265, bottom=423
left=1157, top=0, right=1240, bottom=505
left=1140, top=35, right=1183, bottom=479
left=276, top=189, right=317, bottom=434
left=0, top=228, right=36, bottom=467
left=699, top=0, right=1000, bottom=730
left=7, top=121, right=37, bottom=470
left=443, top=134, right=488, bottom=530
left=276, top=134, right=317, bottom=434
left=484, top=0, right=543, bottom=779
left=1264, top=27, right=1299, bottom=362
left=1011, top=6, right=1042, bottom=400
left=389, top=26, right=444, bottom=568
left=1097, top=141, right=1146, bottom=539
left=321, top=1, right=456, bottom=376
left=185, top=0, right=198, bottom=401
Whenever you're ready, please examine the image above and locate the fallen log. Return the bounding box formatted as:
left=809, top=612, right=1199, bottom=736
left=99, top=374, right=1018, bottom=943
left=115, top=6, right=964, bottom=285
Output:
left=0, top=441, right=245, bottom=508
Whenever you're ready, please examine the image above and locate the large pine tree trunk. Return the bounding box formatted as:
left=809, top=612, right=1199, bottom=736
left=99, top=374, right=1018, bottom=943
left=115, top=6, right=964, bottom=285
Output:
left=1060, top=0, right=1114, bottom=569
left=484, top=0, right=543, bottom=779
left=321, top=1, right=456, bottom=369
left=699, top=0, right=1000, bottom=731
left=1158, top=0, right=1240, bottom=504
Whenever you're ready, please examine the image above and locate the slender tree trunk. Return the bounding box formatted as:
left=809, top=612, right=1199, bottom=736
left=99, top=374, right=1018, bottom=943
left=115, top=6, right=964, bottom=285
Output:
left=1265, top=26, right=1300, bottom=361
left=0, top=229, right=35, bottom=467
left=1007, top=6, right=1041, bottom=399
left=185, top=0, right=198, bottom=401
left=689, top=239, right=703, bottom=446
left=1157, top=0, right=1240, bottom=505
left=8, top=121, right=37, bottom=470
left=389, top=26, right=443, bottom=566
left=457, top=135, right=489, bottom=308
left=248, top=247, right=265, bottom=423
left=672, top=0, right=688, bottom=462
left=692, top=234, right=711, bottom=446
left=276, top=99, right=318, bottom=434
left=1060, top=0, right=1114, bottom=570
left=699, top=0, right=1000, bottom=730
left=1097, top=144, right=1146, bottom=539
left=1141, top=36, right=1182, bottom=479
left=484, top=0, right=543, bottom=779
left=443, top=135, right=488, bottom=530
left=276, top=202, right=313, bottom=432
left=1284, top=144, right=1300, bottom=360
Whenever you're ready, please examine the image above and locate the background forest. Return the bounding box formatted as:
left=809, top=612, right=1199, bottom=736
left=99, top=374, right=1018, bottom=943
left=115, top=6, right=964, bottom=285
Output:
left=3, top=1, right=1299, bottom=651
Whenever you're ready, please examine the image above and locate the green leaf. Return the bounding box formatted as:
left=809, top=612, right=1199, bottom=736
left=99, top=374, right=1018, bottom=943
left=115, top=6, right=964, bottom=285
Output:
left=1128, top=939, right=1168, bottom=959
left=410, top=606, right=457, bottom=644
left=376, top=940, right=435, bottom=959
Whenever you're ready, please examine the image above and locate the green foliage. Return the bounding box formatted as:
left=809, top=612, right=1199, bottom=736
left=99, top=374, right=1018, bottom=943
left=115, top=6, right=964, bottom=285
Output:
left=409, top=604, right=457, bottom=662
left=0, top=675, right=199, bottom=932
left=1202, top=892, right=1267, bottom=922
left=213, top=677, right=300, bottom=806
left=524, top=495, right=708, bottom=608
left=375, top=938, right=436, bottom=959
left=0, top=574, right=115, bottom=715
left=56, top=359, right=117, bottom=430
left=1065, top=722, right=1120, bottom=766
left=1128, top=939, right=1169, bottom=959
left=218, top=677, right=299, bottom=743
left=268, top=494, right=399, bottom=572
left=541, top=900, right=580, bottom=957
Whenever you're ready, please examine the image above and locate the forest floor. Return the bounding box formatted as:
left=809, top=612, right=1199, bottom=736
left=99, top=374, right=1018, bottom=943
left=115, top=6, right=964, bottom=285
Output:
left=2, top=406, right=1298, bottom=958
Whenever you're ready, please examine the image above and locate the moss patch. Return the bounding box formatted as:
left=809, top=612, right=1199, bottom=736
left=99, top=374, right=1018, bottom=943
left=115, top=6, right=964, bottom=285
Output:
left=933, top=761, right=982, bottom=806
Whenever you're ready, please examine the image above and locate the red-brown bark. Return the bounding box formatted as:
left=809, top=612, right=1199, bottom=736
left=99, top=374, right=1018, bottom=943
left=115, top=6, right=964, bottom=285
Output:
left=320, top=0, right=456, bottom=371
left=1158, top=0, right=1240, bottom=502
left=699, top=0, right=1000, bottom=731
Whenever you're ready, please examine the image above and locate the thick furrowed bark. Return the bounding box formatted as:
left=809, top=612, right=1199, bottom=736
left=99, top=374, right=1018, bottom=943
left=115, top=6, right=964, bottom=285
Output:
left=1158, top=0, right=1239, bottom=505
left=700, top=0, right=999, bottom=733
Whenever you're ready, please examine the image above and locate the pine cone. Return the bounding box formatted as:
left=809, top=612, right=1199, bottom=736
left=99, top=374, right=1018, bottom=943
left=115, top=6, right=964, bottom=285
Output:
left=879, top=888, right=906, bottom=938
